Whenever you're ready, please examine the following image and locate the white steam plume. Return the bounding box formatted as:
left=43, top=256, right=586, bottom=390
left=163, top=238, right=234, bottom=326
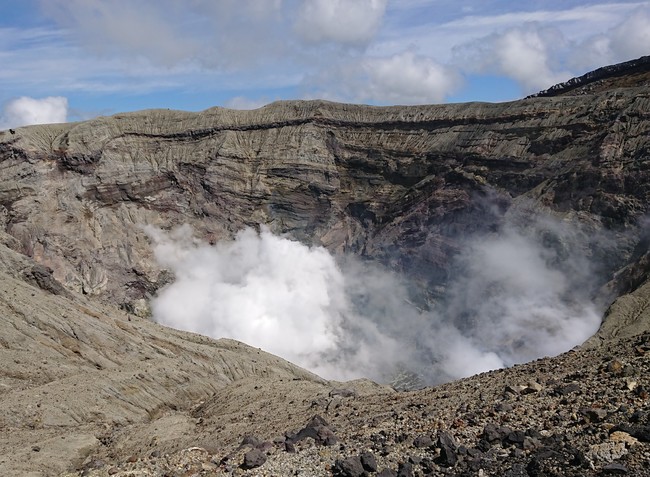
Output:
left=443, top=223, right=601, bottom=369
left=147, top=225, right=400, bottom=380
left=147, top=215, right=603, bottom=384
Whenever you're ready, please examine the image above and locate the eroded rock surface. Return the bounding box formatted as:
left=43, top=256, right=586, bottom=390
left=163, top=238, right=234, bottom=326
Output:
left=1, top=58, right=649, bottom=319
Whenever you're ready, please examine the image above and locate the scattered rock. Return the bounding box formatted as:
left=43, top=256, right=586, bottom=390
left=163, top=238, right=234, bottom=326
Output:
left=521, top=381, right=543, bottom=394
left=240, top=435, right=262, bottom=448
left=580, top=407, right=608, bottom=422
left=482, top=423, right=511, bottom=443
left=495, top=402, right=514, bottom=412
left=602, top=462, right=628, bottom=474
left=333, top=455, right=364, bottom=477
left=554, top=382, right=581, bottom=396
left=377, top=469, right=397, bottom=477
left=396, top=461, right=413, bottom=477
left=503, top=463, right=528, bottom=477
left=609, top=431, right=638, bottom=447
left=505, top=430, right=526, bottom=447
left=330, top=388, right=357, bottom=398
left=436, top=431, right=458, bottom=467
left=288, top=414, right=338, bottom=446
left=360, top=451, right=378, bottom=472
left=606, top=360, right=624, bottom=374
left=522, top=436, right=541, bottom=451
left=408, top=455, right=421, bottom=465
left=505, top=384, right=527, bottom=395
left=615, top=424, right=650, bottom=442
left=241, top=448, right=267, bottom=470
left=587, top=441, right=628, bottom=463
left=412, top=434, right=433, bottom=448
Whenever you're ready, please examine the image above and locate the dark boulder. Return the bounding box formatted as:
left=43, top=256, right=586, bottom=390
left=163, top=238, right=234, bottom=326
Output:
left=333, top=456, right=365, bottom=477
left=241, top=449, right=266, bottom=470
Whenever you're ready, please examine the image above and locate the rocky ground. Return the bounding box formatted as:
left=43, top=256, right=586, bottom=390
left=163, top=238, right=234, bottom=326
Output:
left=2, top=214, right=649, bottom=476
left=59, top=330, right=650, bottom=477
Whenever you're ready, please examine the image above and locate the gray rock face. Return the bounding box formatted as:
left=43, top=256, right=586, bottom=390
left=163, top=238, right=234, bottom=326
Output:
left=1, top=63, right=650, bottom=321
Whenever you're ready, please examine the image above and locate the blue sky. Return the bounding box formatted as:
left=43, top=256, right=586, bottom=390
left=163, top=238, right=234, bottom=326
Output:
left=1, top=0, right=649, bottom=128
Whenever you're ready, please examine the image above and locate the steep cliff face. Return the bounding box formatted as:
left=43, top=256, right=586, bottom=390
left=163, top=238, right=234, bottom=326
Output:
left=1, top=68, right=650, bottom=319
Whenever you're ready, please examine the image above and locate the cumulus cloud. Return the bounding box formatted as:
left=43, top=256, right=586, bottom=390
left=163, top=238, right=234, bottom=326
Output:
left=361, top=51, right=461, bottom=104
left=303, top=51, right=461, bottom=105
left=294, top=0, right=387, bottom=46
left=41, top=0, right=387, bottom=69
left=454, top=5, right=650, bottom=95
left=29, top=0, right=644, bottom=108
left=147, top=208, right=603, bottom=385
left=573, top=6, right=650, bottom=70
left=35, top=0, right=457, bottom=106
left=17, top=2, right=646, bottom=118
left=455, top=23, right=572, bottom=93
left=1, top=96, right=68, bottom=129
left=609, top=6, right=650, bottom=60
left=40, top=0, right=289, bottom=71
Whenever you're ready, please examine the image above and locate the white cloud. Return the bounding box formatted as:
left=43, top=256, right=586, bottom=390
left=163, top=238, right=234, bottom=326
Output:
left=361, top=51, right=461, bottom=104
left=376, top=2, right=646, bottom=64
left=1, top=0, right=643, bottom=112
left=454, top=23, right=574, bottom=93
left=223, top=96, right=271, bottom=110
left=448, top=3, right=650, bottom=94
left=570, top=6, right=650, bottom=70
left=491, top=25, right=572, bottom=92
left=1, top=96, right=68, bottom=129
left=294, top=0, right=387, bottom=45
left=609, top=6, right=650, bottom=59
left=40, top=0, right=289, bottom=71
left=303, top=51, right=461, bottom=105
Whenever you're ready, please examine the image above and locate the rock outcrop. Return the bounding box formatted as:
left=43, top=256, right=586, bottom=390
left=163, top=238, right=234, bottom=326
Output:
left=529, top=54, right=650, bottom=97
left=0, top=57, right=649, bottom=475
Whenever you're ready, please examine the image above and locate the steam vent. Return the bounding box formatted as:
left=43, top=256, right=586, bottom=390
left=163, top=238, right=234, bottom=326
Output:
left=1, top=56, right=650, bottom=475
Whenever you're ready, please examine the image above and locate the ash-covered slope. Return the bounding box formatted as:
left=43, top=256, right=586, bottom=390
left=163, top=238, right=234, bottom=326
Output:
left=0, top=229, right=340, bottom=475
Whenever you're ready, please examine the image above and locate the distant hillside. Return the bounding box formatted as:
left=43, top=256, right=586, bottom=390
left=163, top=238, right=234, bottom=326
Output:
left=528, top=55, right=650, bottom=97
